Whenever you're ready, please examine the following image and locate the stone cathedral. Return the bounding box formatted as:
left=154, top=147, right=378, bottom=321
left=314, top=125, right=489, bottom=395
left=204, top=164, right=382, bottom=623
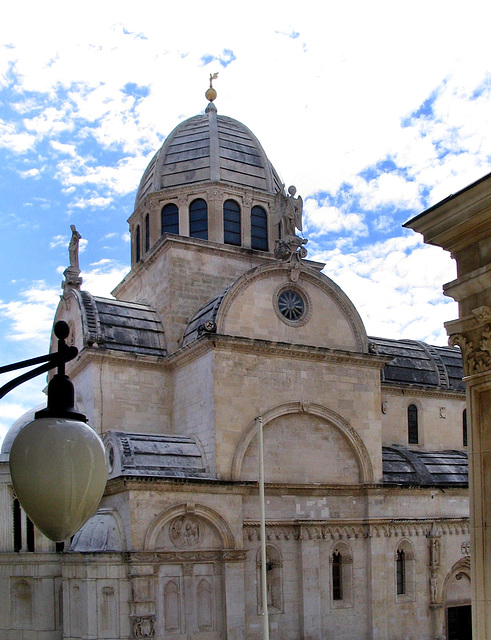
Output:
left=0, top=88, right=471, bottom=640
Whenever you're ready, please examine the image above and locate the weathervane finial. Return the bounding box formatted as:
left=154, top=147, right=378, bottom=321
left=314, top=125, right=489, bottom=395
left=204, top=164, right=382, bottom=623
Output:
left=205, top=72, right=219, bottom=103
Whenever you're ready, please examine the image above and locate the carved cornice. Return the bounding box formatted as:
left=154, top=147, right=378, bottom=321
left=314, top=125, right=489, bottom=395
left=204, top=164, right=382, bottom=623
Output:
left=125, top=550, right=247, bottom=564
left=381, top=384, right=465, bottom=400
left=243, top=518, right=469, bottom=541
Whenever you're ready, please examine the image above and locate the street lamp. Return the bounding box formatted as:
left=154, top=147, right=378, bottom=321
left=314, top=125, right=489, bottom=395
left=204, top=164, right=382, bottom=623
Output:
left=1, top=320, right=107, bottom=542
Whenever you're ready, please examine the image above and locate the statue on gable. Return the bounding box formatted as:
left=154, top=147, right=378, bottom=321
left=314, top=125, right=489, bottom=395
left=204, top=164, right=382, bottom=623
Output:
left=274, top=185, right=308, bottom=262
left=63, top=225, right=83, bottom=291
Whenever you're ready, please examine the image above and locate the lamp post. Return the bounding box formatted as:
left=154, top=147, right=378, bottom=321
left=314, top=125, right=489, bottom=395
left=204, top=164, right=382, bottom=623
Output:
left=257, top=415, right=270, bottom=640
left=1, top=320, right=107, bottom=542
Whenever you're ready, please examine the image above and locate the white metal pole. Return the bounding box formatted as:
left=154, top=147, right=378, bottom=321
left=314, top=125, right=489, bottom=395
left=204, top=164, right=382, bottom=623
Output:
left=257, top=415, right=270, bottom=640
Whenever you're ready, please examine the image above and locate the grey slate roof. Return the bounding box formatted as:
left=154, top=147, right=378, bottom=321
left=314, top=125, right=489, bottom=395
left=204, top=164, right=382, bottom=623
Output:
left=135, top=105, right=283, bottom=208
left=79, top=291, right=166, bottom=357
left=383, top=446, right=468, bottom=486
left=104, top=431, right=211, bottom=480
left=370, top=337, right=464, bottom=391
left=181, top=289, right=229, bottom=347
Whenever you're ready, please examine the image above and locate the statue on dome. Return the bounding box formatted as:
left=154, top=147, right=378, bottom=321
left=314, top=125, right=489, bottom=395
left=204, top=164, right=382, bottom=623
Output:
left=68, top=225, right=82, bottom=271
left=63, top=225, right=83, bottom=291
left=274, top=185, right=308, bottom=261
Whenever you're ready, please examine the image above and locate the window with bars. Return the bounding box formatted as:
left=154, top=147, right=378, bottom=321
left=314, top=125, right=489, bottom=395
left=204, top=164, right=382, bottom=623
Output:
left=189, top=199, right=208, bottom=240
left=161, top=203, right=179, bottom=235
left=396, top=549, right=406, bottom=595
left=223, top=200, right=241, bottom=246
left=251, top=206, right=268, bottom=251
left=408, top=404, right=418, bottom=444
left=332, top=551, right=343, bottom=600
left=145, top=214, right=150, bottom=252
left=135, top=225, right=141, bottom=262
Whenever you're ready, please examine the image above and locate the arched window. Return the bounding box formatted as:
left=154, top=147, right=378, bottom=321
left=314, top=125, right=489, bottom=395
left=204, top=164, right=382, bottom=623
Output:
left=332, top=551, right=342, bottom=600
left=463, top=408, right=467, bottom=447
left=26, top=516, right=35, bottom=552
left=395, top=540, right=415, bottom=600
left=223, top=199, right=241, bottom=246
left=135, top=225, right=141, bottom=263
left=189, top=199, right=208, bottom=240
left=13, top=497, right=21, bottom=552
left=251, top=205, right=268, bottom=251
left=145, top=214, right=150, bottom=252
left=257, top=545, right=283, bottom=613
left=161, top=203, right=179, bottom=235
left=396, top=549, right=406, bottom=595
left=330, top=542, right=353, bottom=607
left=408, top=404, right=418, bottom=444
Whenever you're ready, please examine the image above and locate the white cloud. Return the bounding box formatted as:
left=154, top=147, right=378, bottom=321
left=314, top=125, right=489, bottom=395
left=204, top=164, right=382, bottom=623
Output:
left=81, top=261, right=128, bottom=297
left=72, top=196, right=113, bottom=209
left=0, top=282, right=59, bottom=343
left=354, top=173, right=423, bottom=212
left=304, top=197, right=368, bottom=238
left=311, top=237, right=457, bottom=345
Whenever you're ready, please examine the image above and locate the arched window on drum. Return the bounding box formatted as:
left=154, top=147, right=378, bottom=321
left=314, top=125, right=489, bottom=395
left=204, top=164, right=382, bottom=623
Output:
left=135, top=225, right=141, bottom=263
left=189, top=199, right=208, bottom=240
left=145, top=214, right=150, bottom=252
left=251, top=205, right=268, bottom=251
left=223, top=199, right=241, bottom=246
left=161, top=203, right=179, bottom=236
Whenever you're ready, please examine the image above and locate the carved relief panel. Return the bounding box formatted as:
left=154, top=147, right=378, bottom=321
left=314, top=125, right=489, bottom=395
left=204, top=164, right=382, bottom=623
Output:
left=155, top=513, right=222, bottom=551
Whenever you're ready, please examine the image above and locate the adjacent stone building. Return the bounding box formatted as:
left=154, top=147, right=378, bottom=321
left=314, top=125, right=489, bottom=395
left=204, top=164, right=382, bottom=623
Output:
left=0, top=94, right=471, bottom=639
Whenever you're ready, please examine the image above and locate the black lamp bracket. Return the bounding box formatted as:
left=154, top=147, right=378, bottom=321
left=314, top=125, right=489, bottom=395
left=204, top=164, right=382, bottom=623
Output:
left=0, top=321, right=86, bottom=421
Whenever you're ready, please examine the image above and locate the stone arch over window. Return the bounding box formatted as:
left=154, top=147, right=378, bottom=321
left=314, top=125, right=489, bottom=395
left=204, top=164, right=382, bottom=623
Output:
left=223, top=199, right=241, bottom=246
left=408, top=403, right=419, bottom=444
left=161, top=202, right=179, bottom=235
left=256, top=544, right=283, bottom=613
left=144, top=502, right=236, bottom=550
left=251, top=205, right=268, bottom=250
left=189, top=198, right=208, bottom=240
left=330, top=540, right=353, bottom=608
left=231, top=401, right=374, bottom=483
left=395, top=539, right=415, bottom=601
left=145, top=213, right=150, bottom=252
left=135, top=225, right=141, bottom=262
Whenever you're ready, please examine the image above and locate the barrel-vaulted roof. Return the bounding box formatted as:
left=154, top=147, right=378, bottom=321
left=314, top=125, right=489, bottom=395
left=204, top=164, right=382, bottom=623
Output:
left=383, top=446, right=468, bottom=486
left=370, top=336, right=464, bottom=391
left=75, top=290, right=167, bottom=357
left=135, top=103, right=283, bottom=209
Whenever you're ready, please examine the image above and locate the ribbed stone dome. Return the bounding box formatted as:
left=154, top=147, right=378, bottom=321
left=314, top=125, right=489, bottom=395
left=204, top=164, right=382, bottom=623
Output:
left=135, top=104, right=283, bottom=208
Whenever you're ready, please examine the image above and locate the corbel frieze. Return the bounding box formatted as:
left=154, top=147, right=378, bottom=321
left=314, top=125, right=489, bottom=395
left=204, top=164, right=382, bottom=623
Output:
left=244, top=518, right=469, bottom=541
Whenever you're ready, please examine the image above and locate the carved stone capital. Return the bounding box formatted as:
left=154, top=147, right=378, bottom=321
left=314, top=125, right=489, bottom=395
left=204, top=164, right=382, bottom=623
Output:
left=449, top=324, right=491, bottom=375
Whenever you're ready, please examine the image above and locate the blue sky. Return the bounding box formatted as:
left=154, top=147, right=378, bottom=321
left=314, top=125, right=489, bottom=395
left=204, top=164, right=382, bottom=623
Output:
left=0, top=0, right=490, bottom=442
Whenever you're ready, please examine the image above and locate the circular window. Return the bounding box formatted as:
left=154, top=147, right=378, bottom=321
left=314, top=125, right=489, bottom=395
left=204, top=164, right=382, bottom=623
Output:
left=278, top=290, right=305, bottom=321
left=107, top=444, right=115, bottom=473
left=274, top=285, right=311, bottom=326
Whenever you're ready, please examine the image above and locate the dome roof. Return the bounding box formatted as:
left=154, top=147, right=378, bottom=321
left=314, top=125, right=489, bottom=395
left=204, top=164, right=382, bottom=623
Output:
left=1, top=404, right=44, bottom=456
left=135, top=103, right=283, bottom=209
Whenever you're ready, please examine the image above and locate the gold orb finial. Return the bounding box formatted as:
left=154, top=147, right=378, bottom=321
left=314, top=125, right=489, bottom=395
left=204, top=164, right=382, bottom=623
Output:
left=206, top=72, right=218, bottom=102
